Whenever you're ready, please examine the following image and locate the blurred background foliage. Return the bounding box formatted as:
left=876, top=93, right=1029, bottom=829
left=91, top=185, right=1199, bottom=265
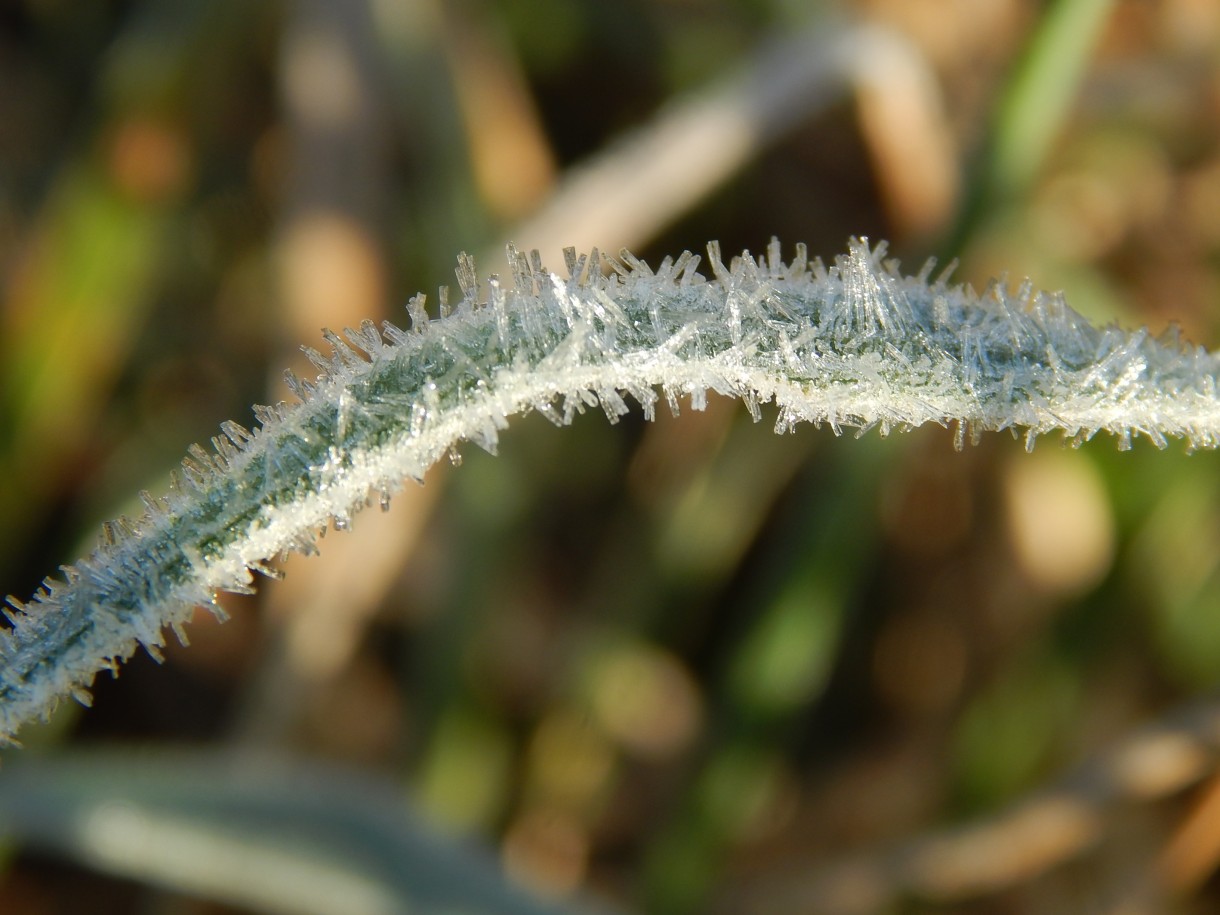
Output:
left=3, top=0, right=1220, bottom=913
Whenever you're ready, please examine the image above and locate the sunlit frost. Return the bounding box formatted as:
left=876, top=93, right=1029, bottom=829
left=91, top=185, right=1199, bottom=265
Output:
left=3, top=237, right=1220, bottom=744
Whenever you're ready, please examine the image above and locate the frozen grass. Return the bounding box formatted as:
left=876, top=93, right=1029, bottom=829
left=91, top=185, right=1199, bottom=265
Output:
left=4, top=236, right=1218, bottom=744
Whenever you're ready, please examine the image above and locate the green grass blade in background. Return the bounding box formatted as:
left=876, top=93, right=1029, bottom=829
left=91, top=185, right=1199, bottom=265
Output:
left=0, top=749, right=602, bottom=915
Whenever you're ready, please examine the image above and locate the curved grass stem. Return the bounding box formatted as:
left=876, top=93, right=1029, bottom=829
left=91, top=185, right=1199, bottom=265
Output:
left=3, top=237, right=1218, bottom=744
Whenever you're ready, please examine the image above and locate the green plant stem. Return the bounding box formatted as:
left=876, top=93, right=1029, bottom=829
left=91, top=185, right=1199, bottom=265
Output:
left=3, top=237, right=1218, bottom=744
left=945, top=0, right=1116, bottom=257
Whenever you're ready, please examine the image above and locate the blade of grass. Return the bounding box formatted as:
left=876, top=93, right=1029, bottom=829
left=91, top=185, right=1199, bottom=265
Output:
left=945, top=0, right=1116, bottom=257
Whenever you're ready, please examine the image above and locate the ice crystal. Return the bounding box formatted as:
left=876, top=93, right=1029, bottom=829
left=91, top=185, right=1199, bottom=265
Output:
left=3, top=238, right=1219, bottom=743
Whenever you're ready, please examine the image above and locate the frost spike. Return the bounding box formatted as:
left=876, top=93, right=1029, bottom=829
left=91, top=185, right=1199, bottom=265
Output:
left=706, top=240, right=728, bottom=283
left=283, top=369, right=313, bottom=402
left=489, top=275, right=509, bottom=345
left=790, top=242, right=808, bottom=276
left=766, top=236, right=783, bottom=274
left=455, top=252, right=479, bottom=305
left=139, top=489, right=166, bottom=517
left=220, top=420, right=254, bottom=450
left=382, top=321, right=411, bottom=346
left=252, top=404, right=279, bottom=427
left=935, top=257, right=959, bottom=288
left=212, top=434, right=239, bottom=466
left=179, top=457, right=210, bottom=490
left=302, top=345, right=334, bottom=375
left=345, top=319, right=384, bottom=357
left=249, top=560, right=284, bottom=581
left=667, top=250, right=692, bottom=284
left=587, top=249, right=602, bottom=287
left=187, top=443, right=218, bottom=475
left=406, top=294, right=429, bottom=331
left=202, top=599, right=230, bottom=623
left=3, top=597, right=25, bottom=626
left=677, top=251, right=701, bottom=285
left=916, top=256, right=938, bottom=285
left=618, top=247, right=649, bottom=277
left=322, top=328, right=365, bottom=369
left=507, top=243, right=533, bottom=294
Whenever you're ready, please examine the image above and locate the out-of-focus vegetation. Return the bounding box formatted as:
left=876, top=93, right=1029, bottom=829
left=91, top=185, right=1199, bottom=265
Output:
left=3, top=0, right=1220, bottom=913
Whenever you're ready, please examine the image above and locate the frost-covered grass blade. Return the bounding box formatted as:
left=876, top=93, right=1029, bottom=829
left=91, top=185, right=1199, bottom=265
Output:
left=2, top=238, right=1218, bottom=744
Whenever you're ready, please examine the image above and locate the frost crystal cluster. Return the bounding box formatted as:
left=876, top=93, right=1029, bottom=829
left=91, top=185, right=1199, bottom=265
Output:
left=4, top=238, right=1219, bottom=742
